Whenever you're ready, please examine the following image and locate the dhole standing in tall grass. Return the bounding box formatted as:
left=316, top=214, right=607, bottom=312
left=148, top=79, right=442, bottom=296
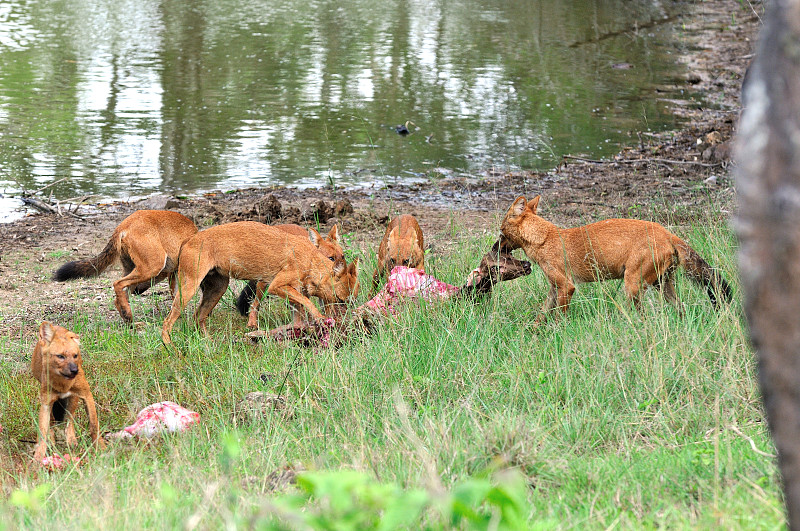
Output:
left=31, top=322, right=105, bottom=461
left=53, top=210, right=198, bottom=323
left=372, top=214, right=425, bottom=290
left=499, top=195, right=732, bottom=323
left=236, top=224, right=343, bottom=327
left=161, top=221, right=359, bottom=345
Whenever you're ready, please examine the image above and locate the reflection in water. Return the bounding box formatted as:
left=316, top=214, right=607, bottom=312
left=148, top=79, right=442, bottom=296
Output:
left=0, top=0, right=691, bottom=216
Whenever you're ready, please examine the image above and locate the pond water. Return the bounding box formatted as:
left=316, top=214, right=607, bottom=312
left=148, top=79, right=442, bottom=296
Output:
left=0, top=0, right=694, bottom=221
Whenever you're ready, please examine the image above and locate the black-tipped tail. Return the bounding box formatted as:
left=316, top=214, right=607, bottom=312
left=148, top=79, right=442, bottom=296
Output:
left=53, top=238, right=117, bottom=281
left=679, top=244, right=733, bottom=310
left=236, top=281, right=258, bottom=316
left=704, top=271, right=733, bottom=309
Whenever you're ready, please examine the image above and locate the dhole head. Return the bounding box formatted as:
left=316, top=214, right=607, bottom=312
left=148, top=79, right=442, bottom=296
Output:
left=386, top=228, right=423, bottom=271
left=499, top=195, right=541, bottom=251
left=309, top=226, right=344, bottom=262
left=331, top=257, right=360, bottom=304
left=38, top=321, right=82, bottom=381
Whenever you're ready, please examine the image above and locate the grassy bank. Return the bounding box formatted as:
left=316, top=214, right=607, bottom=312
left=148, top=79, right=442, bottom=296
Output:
left=0, top=212, right=783, bottom=529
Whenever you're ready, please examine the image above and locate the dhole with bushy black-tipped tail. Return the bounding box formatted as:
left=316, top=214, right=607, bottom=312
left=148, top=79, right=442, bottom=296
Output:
left=499, top=195, right=732, bottom=323
left=52, top=210, right=198, bottom=323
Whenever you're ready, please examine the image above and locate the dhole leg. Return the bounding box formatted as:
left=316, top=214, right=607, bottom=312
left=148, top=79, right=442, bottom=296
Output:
left=194, top=271, right=230, bottom=335
left=555, top=282, right=575, bottom=313
left=131, top=270, right=172, bottom=296
left=537, top=269, right=574, bottom=324
left=168, top=272, right=178, bottom=297
left=83, top=393, right=106, bottom=449
left=625, top=258, right=666, bottom=310
left=34, top=401, right=52, bottom=461
left=267, top=278, right=324, bottom=321
left=247, top=281, right=268, bottom=328
left=161, top=270, right=204, bottom=345
left=113, top=247, right=171, bottom=322
left=653, top=273, right=683, bottom=316
left=64, top=395, right=80, bottom=447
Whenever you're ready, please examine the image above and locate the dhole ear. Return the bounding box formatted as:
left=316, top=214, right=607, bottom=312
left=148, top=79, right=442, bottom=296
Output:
left=39, top=321, right=55, bottom=343
left=529, top=195, right=541, bottom=213
left=327, top=225, right=339, bottom=244
left=349, top=257, right=359, bottom=276
left=332, top=258, right=346, bottom=277
left=308, top=228, right=322, bottom=247
left=508, top=196, right=527, bottom=218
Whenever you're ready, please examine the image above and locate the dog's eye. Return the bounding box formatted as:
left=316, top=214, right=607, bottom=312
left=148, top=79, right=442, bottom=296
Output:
left=328, top=256, right=335, bottom=262
left=56, top=354, right=66, bottom=360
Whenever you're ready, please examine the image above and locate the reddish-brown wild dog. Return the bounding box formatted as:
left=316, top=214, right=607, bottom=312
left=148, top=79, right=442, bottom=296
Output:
left=372, top=214, right=425, bottom=290
left=53, top=210, right=198, bottom=323
left=236, top=224, right=344, bottom=327
left=499, top=195, right=732, bottom=323
left=161, top=221, right=359, bottom=344
left=31, top=321, right=105, bottom=461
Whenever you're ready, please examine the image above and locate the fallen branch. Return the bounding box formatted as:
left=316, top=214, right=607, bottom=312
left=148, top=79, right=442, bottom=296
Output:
left=21, top=196, right=57, bottom=215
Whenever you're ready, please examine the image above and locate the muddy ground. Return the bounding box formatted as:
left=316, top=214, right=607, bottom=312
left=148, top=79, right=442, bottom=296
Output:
left=0, top=0, right=757, bottom=344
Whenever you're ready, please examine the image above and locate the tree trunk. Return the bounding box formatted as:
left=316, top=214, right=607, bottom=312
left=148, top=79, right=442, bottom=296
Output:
left=736, top=0, right=800, bottom=527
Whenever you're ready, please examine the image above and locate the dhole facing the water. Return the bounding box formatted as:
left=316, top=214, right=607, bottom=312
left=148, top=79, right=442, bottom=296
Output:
left=372, top=214, right=425, bottom=290
left=52, top=210, right=198, bottom=323
left=31, top=322, right=105, bottom=461
left=499, top=195, right=732, bottom=322
left=161, top=221, right=359, bottom=345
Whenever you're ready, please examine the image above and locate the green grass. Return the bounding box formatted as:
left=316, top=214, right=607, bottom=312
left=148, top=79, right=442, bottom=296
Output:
left=0, top=217, right=785, bottom=529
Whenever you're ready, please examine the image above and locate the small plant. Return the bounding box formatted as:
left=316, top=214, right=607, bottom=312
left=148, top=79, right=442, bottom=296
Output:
left=260, top=469, right=533, bottom=530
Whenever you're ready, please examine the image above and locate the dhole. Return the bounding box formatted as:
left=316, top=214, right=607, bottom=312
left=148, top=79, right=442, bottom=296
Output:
left=499, top=195, right=732, bottom=322
left=161, top=221, right=359, bottom=345
left=372, top=214, right=425, bottom=290
left=53, top=210, right=198, bottom=323
left=237, top=224, right=343, bottom=327
left=31, top=322, right=105, bottom=461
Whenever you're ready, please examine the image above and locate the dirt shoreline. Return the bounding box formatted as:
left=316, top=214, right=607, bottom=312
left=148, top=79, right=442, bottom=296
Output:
left=0, top=0, right=757, bottom=340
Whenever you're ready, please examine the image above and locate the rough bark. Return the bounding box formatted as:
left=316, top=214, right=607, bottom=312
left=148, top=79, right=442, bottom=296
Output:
left=736, top=0, right=800, bottom=527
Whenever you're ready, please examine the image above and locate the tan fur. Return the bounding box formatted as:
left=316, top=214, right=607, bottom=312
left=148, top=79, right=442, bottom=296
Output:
left=372, top=214, right=425, bottom=290
left=161, top=221, right=359, bottom=344
left=500, top=195, right=731, bottom=323
left=246, top=224, right=344, bottom=327
left=277, top=224, right=343, bottom=261
left=31, top=322, right=105, bottom=461
left=53, top=210, right=198, bottom=323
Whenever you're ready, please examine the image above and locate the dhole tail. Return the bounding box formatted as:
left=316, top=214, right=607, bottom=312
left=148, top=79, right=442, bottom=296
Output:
left=675, top=239, right=733, bottom=309
left=236, top=281, right=258, bottom=316
left=53, top=237, right=118, bottom=281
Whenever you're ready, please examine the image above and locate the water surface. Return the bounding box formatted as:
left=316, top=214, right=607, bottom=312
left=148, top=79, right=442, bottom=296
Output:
left=0, top=0, right=693, bottom=221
